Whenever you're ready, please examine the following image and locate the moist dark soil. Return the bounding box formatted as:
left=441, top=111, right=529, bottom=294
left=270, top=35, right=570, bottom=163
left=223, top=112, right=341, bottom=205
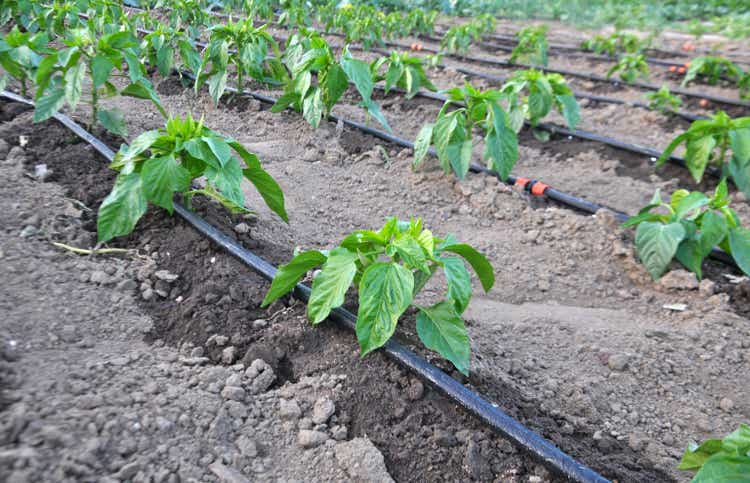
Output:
left=0, top=98, right=679, bottom=482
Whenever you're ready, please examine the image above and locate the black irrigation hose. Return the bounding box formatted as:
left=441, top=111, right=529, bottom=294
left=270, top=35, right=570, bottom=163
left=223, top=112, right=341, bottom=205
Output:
left=0, top=89, right=610, bottom=483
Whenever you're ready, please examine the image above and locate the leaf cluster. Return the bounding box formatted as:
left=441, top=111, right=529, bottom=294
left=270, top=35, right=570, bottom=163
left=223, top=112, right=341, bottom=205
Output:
left=580, top=32, right=648, bottom=56
left=502, top=69, right=580, bottom=132
left=509, top=25, right=549, bottom=67
left=657, top=111, right=750, bottom=193
left=679, top=424, right=750, bottom=483
left=370, top=51, right=436, bottom=99
left=645, top=84, right=682, bottom=114
left=99, top=114, right=288, bottom=242
left=413, top=83, right=518, bottom=181
left=606, top=53, right=650, bottom=83
left=271, top=32, right=390, bottom=131
left=262, top=217, right=495, bottom=375
left=623, top=180, right=750, bottom=279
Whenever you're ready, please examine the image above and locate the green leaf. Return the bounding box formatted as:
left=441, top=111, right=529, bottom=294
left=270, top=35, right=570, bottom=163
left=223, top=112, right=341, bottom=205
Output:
left=97, top=172, right=148, bottom=243
left=97, top=108, right=128, bottom=137
left=634, top=221, right=686, bottom=279
left=302, top=87, right=324, bottom=128
left=33, top=87, right=66, bottom=122
left=729, top=227, right=750, bottom=277
left=91, top=54, right=114, bottom=88
left=340, top=55, right=373, bottom=101
left=362, top=98, right=391, bottom=133
left=121, top=80, right=167, bottom=118
left=730, top=128, right=750, bottom=165
left=141, top=154, right=191, bottom=213
left=230, top=141, right=288, bottom=222
left=208, top=70, right=228, bottom=104
left=356, top=262, right=414, bottom=356
left=675, top=191, right=709, bottom=218
left=676, top=239, right=704, bottom=278
left=416, top=301, right=470, bottom=375
left=262, top=250, right=327, bottom=307
left=729, top=155, right=750, bottom=201
left=206, top=157, right=244, bottom=207
left=557, top=94, right=580, bottom=130
left=308, top=247, right=358, bottom=324
left=413, top=123, right=434, bottom=168
left=679, top=439, right=724, bottom=470
left=485, top=103, right=518, bottom=180
left=440, top=256, right=472, bottom=314
left=528, top=80, right=552, bottom=123
left=690, top=454, right=750, bottom=483
left=270, top=92, right=299, bottom=113
left=439, top=242, right=495, bottom=292
left=685, top=135, right=717, bottom=182
left=723, top=424, right=750, bottom=454
left=322, top=63, right=348, bottom=110
left=121, top=130, right=161, bottom=164
left=202, top=136, right=232, bottom=167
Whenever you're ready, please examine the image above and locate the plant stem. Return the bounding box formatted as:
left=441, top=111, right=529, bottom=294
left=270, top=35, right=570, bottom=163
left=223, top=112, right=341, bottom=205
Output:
left=52, top=242, right=132, bottom=256
left=89, top=63, right=97, bottom=131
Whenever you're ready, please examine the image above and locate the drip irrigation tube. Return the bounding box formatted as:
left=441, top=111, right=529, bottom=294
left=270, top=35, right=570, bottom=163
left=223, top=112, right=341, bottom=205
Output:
left=0, top=89, right=610, bottom=483
left=175, top=72, right=737, bottom=269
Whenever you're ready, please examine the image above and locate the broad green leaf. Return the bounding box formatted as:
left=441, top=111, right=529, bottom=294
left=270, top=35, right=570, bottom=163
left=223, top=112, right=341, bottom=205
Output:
left=729, top=155, right=750, bottom=201
left=413, top=123, right=434, bottom=168
left=202, top=136, right=232, bottom=167
left=729, top=227, right=750, bottom=277
left=723, top=424, right=750, bottom=454
left=362, top=98, right=391, bottom=133
left=97, top=108, right=128, bottom=137
left=302, top=87, right=324, bottom=128
left=730, top=128, right=750, bottom=165
left=416, top=301, right=470, bottom=375
left=308, top=247, right=358, bottom=324
left=206, top=157, right=244, bottom=207
left=208, top=70, right=228, bottom=104
left=231, top=141, right=288, bottom=222
left=679, top=439, right=724, bottom=470
left=156, top=45, right=174, bottom=77
left=675, top=191, right=709, bottom=218
left=340, top=55, right=373, bottom=100
left=121, top=80, right=167, bottom=118
left=91, top=54, right=114, bottom=88
left=485, top=103, right=518, bottom=180
left=528, top=79, right=552, bottom=123
left=121, top=129, right=161, bottom=163
left=416, top=228, right=435, bottom=255
left=322, top=63, right=348, bottom=110
left=552, top=93, right=578, bottom=129
left=700, top=211, right=729, bottom=256
left=33, top=87, right=66, bottom=122
left=97, top=172, right=148, bottom=243
left=690, top=454, right=750, bottom=483
left=262, top=250, right=327, bottom=307
left=440, top=256, right=472, bottom=314
left=439, top=242, right=495, bottom=292
left=190, top=185, right=251, bottom=214
left=384, top=61, right=401, bottom=93
left=685, top=135, right=717, bottom=182
left=634, top=221, right=686, bottom=279
left=141, top=154, right=191, bottom=213
left=183, top=138, right=221, bottom=170
left=356, top=262, right=414, bottom=356
left=270, top=92, right=299, bottom=113
left=676, top=239, right=704, bottom=278
left=657, top=132, right=689, bottom=167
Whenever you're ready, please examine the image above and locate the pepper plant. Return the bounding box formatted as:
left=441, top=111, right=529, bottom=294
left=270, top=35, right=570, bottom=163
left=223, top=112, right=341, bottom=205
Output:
left=580, top=32, right=647, bottom=56
left=262, top=217, right=495, bottom=375
left=682, top=56, right=742, bottom=87
left=194, top=20, right=285, bottom=104
left=679, top=424, right=750, bottom=482
left=370, top=51, right=436, bottom=99
left=510, top=25, right=549, bottom=67
left=99, top=113, right=288, bottom=242
left=622, top=180, right=750, bottom=279
left=33, top=22, right=164, bottom=135
left=645, top=85, right=682, bottom=114
left=501, top=69, right=580, bottom=133
left=657, top=112, right=750, bottom=197
left=413, top=83, right=518, bottom=181
left=607, top=53, right=649, bottom=83
left=271, top=32, right=390, bottom=131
